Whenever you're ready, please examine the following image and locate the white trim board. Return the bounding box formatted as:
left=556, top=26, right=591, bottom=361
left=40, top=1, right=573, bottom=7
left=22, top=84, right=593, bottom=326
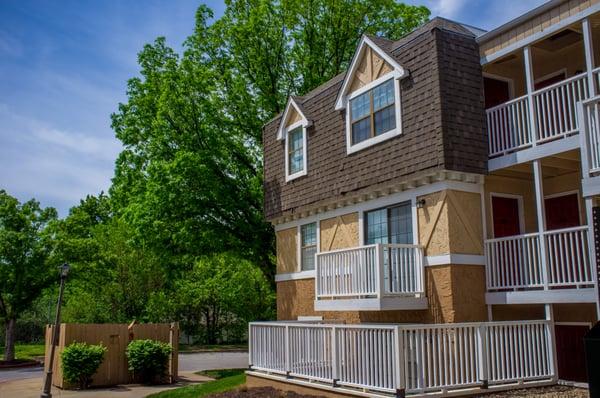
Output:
left=274, top=270, right=315, bottom=282
left=274, top=179, right=482, bottom=231
left=488, top=135, right=580, bottom=171
left=424, top=254, right=485, bottom=266
left=581, top=175, right=600, bottom=197
left=486, top=288, right=597, bottom=305
left=314, top=296, right=428, bottom=311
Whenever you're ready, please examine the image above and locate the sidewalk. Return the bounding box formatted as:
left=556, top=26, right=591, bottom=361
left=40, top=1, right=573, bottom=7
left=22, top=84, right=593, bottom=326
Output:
left=0, top=371, right=210, bottom=398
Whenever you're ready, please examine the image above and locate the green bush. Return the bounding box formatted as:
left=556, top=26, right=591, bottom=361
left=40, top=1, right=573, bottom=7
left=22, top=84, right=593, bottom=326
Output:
left=126, top=339, right=172, bottom=384
left=61, top=342, right=106, bottom=389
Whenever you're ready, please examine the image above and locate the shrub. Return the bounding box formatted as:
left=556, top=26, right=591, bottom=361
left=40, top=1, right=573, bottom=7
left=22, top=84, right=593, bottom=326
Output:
left=126, top=339, right=172, bottom=384
left=61, top=342, right=106, bottom=389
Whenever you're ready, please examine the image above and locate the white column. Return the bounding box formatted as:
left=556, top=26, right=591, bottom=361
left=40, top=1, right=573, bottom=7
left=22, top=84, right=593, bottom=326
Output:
left=533, top=160, right=549, bottom=288
left=487, top=305, right=493, bottom=321
left=583, top=18, right=597, bottom=97
left=585, top=198, right=600, bottom=318
left=524, top=46, right=538, bottom=145
left=545, top=304, right=558, bottom=381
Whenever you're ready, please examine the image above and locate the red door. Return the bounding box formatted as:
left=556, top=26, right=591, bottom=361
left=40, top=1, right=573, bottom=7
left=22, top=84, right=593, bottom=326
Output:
left=492, top=196, right=521, bottom=238
left=484, top=77, right=511, bottom=109
left=545, top=193, right=580, bottom=230
left=555, top=324, right=589, bottom=382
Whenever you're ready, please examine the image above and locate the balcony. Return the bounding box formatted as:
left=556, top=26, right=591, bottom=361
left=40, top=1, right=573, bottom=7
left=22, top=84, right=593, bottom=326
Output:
left=314, top=244, right=427, bottom=311
left=486, top=70, right=598, bottom=161
left=484, top=226, right=596, bottom=304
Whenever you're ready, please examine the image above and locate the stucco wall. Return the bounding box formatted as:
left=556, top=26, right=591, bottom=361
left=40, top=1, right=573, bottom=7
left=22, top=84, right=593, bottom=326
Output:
left=320, top=213, right=359, bottom=251
left=276, top=227, right=297, bottom=274
left=417, top=190, right=484, bottom=256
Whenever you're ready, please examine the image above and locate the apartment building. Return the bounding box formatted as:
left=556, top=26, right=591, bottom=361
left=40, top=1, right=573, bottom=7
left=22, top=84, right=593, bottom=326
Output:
left=248, top=1, right=600, bottom=396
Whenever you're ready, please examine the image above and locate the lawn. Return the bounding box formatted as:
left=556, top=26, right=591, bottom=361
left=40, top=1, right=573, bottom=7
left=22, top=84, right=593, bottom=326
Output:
left=0, top=344, right=45, bottom=360
left=148, top=369, right=246, bottom=398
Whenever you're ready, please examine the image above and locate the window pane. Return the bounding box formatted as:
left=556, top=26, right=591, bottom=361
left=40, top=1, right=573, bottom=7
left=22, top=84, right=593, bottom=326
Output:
left=288, top=128, right=304, bottom=175
left=389, top=203, right=413, bottom=244
left=374, top=105, right=396, bottom=136
left=352, top=118, right=371, bottom=144
left=373, top=79, right=394, bottom=111
left=301, top=246, right=316, bottom=270
left=350, top=91, right=370, bottom=121
left=301, top=223, right=317, bottom=246
left=365, top=208, right=388, bottom=244
left=301, top=222, right=317, bottom=271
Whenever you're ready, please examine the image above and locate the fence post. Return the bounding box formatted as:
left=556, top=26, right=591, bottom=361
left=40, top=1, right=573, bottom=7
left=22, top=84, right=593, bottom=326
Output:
left=248, top=323, right=253, bottom=369
left=394, top=326, right=406, bottom=397
left=331, top=326, right=339, bottom=387
left=477, top=324, right=489, bottom=388
left=545, top=306, right=559, bottom=381
left=285, top=325, right=291, bottom=377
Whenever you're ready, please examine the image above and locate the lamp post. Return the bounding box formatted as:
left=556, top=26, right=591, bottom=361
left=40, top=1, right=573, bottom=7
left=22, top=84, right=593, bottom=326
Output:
left=41, top=263, right=70, bottom=398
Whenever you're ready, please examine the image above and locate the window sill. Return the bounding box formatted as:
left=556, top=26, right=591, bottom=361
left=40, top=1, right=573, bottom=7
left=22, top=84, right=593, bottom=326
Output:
left=285, top=169, right=307, bottom=182
left=346, top=128, right=402, bottom=154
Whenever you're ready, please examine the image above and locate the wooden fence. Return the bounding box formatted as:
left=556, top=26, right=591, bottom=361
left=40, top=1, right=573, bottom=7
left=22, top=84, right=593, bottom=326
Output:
left=44, top=322, right=179, bottom=389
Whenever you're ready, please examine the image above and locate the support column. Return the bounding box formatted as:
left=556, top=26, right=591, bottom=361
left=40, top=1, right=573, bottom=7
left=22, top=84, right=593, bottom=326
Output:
left=583, top=17, right=597, bottom=97
left=545, top=304, right=558, bottom=381
left=533, top=160, right=549, bottom=288
left=523, top=46, right=538, bottom=145
left=586, top=198, right=600, bottom=318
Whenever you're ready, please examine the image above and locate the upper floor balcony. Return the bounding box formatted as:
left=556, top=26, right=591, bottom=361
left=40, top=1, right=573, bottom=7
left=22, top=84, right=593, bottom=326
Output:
left=482, top=13, right=600, bottom=171
left=314, top=243, right=427, bottom=311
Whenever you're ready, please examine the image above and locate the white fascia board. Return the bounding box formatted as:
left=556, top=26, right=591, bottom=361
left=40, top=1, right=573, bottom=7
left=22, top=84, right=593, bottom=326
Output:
left=485, top=288, right=597, bottom=305
left=277, top=97, right=310, bottom=141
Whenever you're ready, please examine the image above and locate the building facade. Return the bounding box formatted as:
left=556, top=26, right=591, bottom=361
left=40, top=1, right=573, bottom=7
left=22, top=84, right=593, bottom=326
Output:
left=249, top=1, right=600, bottom=396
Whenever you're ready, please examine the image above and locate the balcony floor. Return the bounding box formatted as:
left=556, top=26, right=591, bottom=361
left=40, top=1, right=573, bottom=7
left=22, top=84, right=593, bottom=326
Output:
left=486, top=287, right=596, bottom=305
left=314, top=296, right=428, bottom=311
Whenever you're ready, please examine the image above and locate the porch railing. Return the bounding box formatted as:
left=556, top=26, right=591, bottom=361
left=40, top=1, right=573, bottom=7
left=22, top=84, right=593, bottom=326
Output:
left=485, top=226, right=592, bottom=291
left=487, top=72, right=590, bottom=157
left=315, top=244, right=424, bottom=300
left=249, top=320, right=555, bottom=395
left=580, top=93, right=600, bottom=174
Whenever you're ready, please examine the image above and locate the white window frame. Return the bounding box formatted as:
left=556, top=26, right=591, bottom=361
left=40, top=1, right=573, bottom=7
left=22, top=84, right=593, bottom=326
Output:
left=297, top=221, right=319, bottom=272
left=345, top=73, right=403, bottom=154
left=284, top=120, right=308, bottom=182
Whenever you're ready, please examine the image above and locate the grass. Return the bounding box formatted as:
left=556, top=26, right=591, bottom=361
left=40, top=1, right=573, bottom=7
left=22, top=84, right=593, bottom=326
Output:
left=0, top=344, right=45, bottom=361
left=179, top=344, right=247, bottom=352
left=148, top=369, right=246, bottom=398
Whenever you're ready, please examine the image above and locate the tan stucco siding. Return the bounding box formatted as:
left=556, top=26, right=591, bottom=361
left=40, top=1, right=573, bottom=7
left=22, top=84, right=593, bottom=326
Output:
left=284, top=107, right=301, bottom=128
left=480, top=0, right=600, bottom=58
left=418, top=190, right=484, bottom=256
left=320, top=213, right=359, bottom=251
left=276, top=227, right=297, bottom=274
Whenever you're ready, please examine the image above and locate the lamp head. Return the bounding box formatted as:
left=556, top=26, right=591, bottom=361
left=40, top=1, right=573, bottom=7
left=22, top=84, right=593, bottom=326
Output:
left=59, top=263, right=70, bottom=278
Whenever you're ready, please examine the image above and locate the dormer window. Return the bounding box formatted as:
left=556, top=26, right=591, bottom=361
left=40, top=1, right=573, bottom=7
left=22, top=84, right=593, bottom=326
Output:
left=277, top=97, right=311, bottom=182
left=334, top=35, right=407, bottom=154
left=350, top=78, right=396, bottom=145
left=285, top=123, right=307, bottom=180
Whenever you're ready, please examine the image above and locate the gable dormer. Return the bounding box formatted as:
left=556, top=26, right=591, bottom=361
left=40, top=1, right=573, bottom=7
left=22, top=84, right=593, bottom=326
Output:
left=277, top=96, right=311, bottom=182
left=335, top=36, right=408, bottom=154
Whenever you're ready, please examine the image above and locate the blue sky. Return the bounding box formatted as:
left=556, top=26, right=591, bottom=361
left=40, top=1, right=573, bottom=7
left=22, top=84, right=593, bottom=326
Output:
left=0, top=0, right=546, bottom=216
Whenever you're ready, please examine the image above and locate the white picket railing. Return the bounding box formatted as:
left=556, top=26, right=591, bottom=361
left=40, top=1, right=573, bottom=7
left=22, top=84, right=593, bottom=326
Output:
left=533, top=73, right=589, bottom=142
left=315, top=244, right=424, bottom=300
left=249, top=320, right=555, bottom=395
left=581, top=95, right=600, bottom=174
left=486, top=72, right=590, bottom=157
left=485, top=226, right=592, bottom=291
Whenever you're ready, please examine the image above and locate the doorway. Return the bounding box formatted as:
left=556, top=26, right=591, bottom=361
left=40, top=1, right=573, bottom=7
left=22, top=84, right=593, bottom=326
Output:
left=555, top=323, right=590, bottom=382
left=491, top=195, right=522, bottom=238
left=545, top=192, right=580, bottom=230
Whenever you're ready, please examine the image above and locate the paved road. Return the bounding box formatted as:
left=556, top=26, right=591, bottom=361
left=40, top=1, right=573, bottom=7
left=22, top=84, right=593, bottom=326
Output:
left=0, top=351, right=249, bottom=383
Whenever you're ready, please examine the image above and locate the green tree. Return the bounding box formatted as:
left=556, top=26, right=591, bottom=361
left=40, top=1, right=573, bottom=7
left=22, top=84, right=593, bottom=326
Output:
left=0, top=190, right=57, bottom=361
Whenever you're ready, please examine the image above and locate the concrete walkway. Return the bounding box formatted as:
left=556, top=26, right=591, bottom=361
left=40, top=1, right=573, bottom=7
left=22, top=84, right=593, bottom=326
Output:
left=0, top=351, right=249, bottom=398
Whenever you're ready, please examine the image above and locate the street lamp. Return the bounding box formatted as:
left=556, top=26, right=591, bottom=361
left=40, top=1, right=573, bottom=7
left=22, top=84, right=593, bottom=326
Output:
left=41, top=263, right=70, bottom=398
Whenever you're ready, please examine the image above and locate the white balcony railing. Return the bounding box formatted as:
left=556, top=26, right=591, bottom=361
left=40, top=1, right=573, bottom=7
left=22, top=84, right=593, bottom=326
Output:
left=580, top=92, right=600, bottom=174
left=249, top=320, right=555, bottom=396
left=315, top=244, right=424, bottom=300
left=487, top=72, right=590, bottom=157
left=485, top=226, right=592, bottom=291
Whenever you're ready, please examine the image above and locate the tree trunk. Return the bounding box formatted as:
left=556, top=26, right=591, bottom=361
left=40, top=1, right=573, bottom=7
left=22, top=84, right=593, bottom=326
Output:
left=4, top=318, right=16, bottom=362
